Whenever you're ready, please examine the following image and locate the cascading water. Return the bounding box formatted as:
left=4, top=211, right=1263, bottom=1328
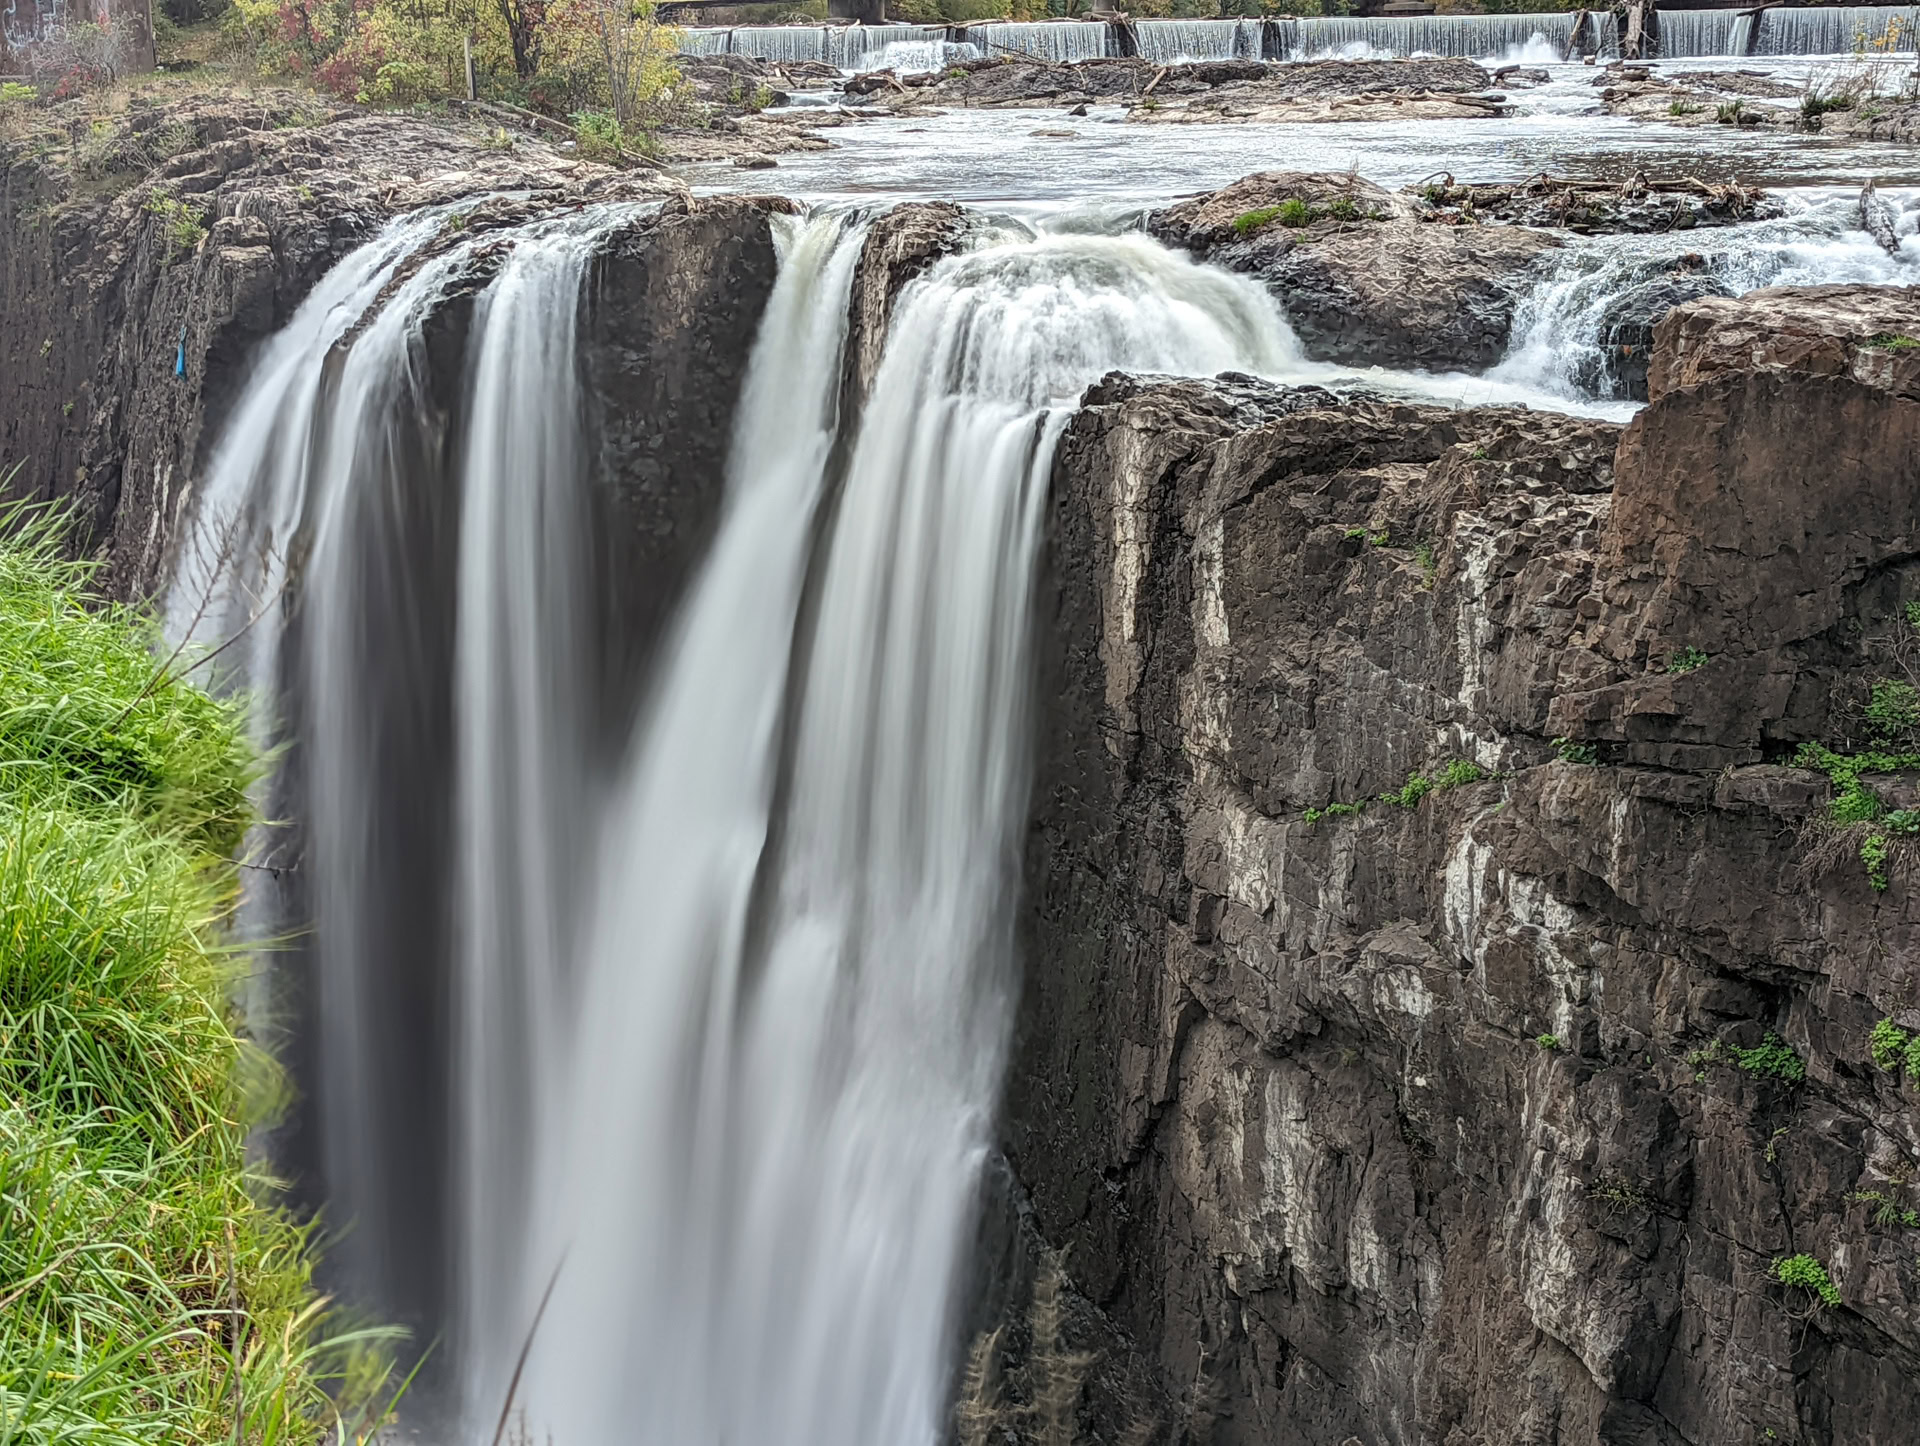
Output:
left=968, top=20, right=1111, bottom=65
left=449, top=222, right=603, bottom=1390
left=1492, top=191, right=1918, bottom=402
left=1134, top=18, right=1263, bottom=63
left=171, top=191, right=1306, bottom=1444
left=168, top=204, right=642, bottom=1339
left=487, top=223, right=1302, bottom=1445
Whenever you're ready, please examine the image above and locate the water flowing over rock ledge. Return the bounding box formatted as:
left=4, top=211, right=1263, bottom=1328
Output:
left=5, top=109, right=1920, bottom=1442
left=1007, top=283, right=1920, bottom=1446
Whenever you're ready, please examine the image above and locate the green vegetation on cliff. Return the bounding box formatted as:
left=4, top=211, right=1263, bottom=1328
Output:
left=0, top=505, right=398, bottom=1442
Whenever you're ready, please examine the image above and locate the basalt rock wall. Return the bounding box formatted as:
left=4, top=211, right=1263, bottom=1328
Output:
left=1008, top=286, right=1920, bottom=1446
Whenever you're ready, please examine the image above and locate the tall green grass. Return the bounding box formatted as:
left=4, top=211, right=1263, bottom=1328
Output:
left=0, top=501, right=402, bottom=1444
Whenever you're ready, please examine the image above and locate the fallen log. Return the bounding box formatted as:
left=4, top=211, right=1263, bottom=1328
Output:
left=1861, top=179, right=1900, bottom=254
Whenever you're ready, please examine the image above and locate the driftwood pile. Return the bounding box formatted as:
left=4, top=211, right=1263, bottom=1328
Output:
left=1416, top=172, right=1768, bottom=233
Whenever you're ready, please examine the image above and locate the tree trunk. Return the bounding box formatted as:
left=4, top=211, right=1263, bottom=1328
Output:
left=106, top=0, right=156, bottom=75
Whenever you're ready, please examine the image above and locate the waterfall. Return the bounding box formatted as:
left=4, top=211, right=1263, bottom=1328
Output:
left=172, top=192, right=1304, bottom=1442
left=450, top=224, right=601, bottom=1391
left=1752, top=4, right=1917, bottom=55
left=968, top=20, right=1113, bottom=64
left=166, top=204, right=643, bottom=1337
left=1134, top=17, right=1263, bottom=63
left=1652, top=8, right=1737, bottom=57
left=500, top=224, right=1299, bottom=1445
left=1288, top=12, right=1588, bottom=60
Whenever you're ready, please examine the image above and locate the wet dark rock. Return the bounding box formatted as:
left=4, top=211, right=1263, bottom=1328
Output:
left=1586, top=268, right=1734, bottom=400
left=1413, top=174, right=1777, bottom=233
left=840, top=201, right=970, bottom=422
left=1009, top=283, right=1920, bottom=1446
left=1150, top=171, right=1557, bottom=371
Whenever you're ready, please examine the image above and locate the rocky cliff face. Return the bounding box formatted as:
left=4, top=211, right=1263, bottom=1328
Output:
left=1008, top=286, right=1920, bottom=1446
left=0, top=100, right=701, bottom=601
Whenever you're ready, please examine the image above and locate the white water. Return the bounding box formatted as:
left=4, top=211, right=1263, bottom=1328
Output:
left=451, top=224, right=599, bottom=1396
left=1493, top=189, right=1920, bottom=400
left=493, top=222, right=1300, bottom=1445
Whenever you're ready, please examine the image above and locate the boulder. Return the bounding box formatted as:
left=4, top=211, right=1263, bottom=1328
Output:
left=1149, top=172, right=1558, bottom=371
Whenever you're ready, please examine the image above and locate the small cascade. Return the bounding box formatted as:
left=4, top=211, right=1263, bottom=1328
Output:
left=965, top=19, right=1113, bottom=64
left=1492, top=194, right=1917, bottom=403
left=1287, top=11, right=1587, bottom=60
left=1752, top=4, right=1917, bottom=55
left=1728, top=11, right=1756, bottom=57
left=1652, top=8, right=1737, bottom=57
left=851, top=37, right=971, bottom=72
left=831, top=23, right=952, bottom=68
left=1134, top=17, right=1263, bottom=62
left=675, top=26, right=735, bottom=56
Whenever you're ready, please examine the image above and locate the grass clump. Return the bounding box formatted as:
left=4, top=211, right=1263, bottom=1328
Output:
left=1770, top=1253, right=1841, bottom=1308
left=143, top=192, right=208, bottom=265
left=1866, top=333, right=1920, bottom=352
left=1232, top=204, right=1282, bottom=235
left=1535, top=1033, right=1560, bottom=1051
left=1716, top=99, right=1744, bottom=124
left=1666, top=645, right=1709, bottom=674
left=1232, top=196, right=1322, bottom=236
left=1668, top=99, right=1703, bottom=116
left=0, top=502, right=400, bottom=1442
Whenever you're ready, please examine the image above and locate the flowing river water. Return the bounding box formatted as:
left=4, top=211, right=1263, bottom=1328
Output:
left=168, top=29, right=1916, bottom=1446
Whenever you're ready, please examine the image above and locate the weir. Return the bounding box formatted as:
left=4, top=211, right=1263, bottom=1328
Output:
left=676, top=6, right=1915, bottom=67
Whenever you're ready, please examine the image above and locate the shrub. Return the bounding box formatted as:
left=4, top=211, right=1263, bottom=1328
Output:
left=1733, top=1034, right=1806, bottom=1084
left=1436, top=758, right=1486, bottom=790
left=572, top=106, right=624, bottom=161
left=1864, top=678, right=1920, bottom=741
left=1553, top=737, right=1598, bottom=765
left=1384, top=772, right=1433, bottom=808
left=1666, top=645, right=1709, bottom=674
left=1770, top=1253, right=1841, bottom=1308
left=1869, top=1017, right=1910, bottom=1071
left=1868, top=333, right=1920, bottom=352
left=144, top=193, right=208, bottom=265
left=1536, top=1033, right=1560, bottom=1051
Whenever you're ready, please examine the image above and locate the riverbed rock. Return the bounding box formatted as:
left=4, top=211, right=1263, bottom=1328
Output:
left=854, top=54, right=1501, bottom=123
left=1149, top=171, right=1558, bottom=371
left=1007, top=282, right=1920, bottom=1446
left=1413, top=173, right=1777, bottom=234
